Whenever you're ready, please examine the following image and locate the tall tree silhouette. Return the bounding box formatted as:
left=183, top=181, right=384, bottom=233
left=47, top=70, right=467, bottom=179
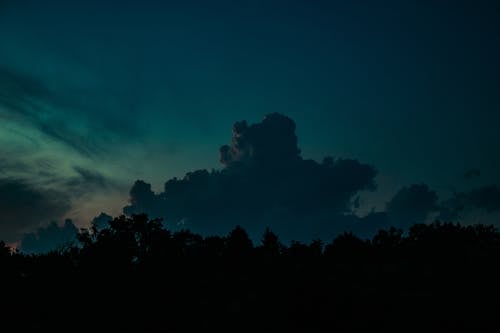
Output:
left=225, top=225, right=253, bottom=258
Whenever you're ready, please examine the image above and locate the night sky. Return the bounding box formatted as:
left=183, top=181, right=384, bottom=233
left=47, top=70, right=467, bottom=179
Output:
left=1, top=0, right=499, bottom=246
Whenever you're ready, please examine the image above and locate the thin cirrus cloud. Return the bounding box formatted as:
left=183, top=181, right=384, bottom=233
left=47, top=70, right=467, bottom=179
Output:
left=0, top=65, right=107, bottom=158
left=0, top=65, right=130, bottom=241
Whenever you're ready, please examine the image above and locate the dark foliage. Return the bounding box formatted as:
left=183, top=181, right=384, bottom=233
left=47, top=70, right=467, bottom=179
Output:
left=2, top=215, right=500, bottom=332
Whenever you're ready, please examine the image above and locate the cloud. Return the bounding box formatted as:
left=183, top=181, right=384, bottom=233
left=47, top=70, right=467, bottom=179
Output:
left=219, top=113, right=301, bottom=165
left=64, top=166, right=114, bottom=195
left=466, top=186, right=500, bottom=212
left=0, top=158, right=31, bottom=176
left=340, top=184, right=441, bottom=238
left=0, top=178, right=71, bottom=242
left=0, top=66, right=50, bottom=105
left=383, top=183, right=500, bottom=227
left=0, top=65, right=134, bottom=238
left=73, top=166, right=109, bottom=187
left=19, top=219, right=78, bottom=254
left=350, top=183, right=500, bottom=236
left=91, top=212, right=113, bottom=232
left=385, top=183, right=439, bottom=227
left=440, top=185, right=500, bottom=221
left=0, top=65, right=101, bottom=157
left=123, top=180, right=159, bottom=217
left=124, top=113, right=377, bottom=241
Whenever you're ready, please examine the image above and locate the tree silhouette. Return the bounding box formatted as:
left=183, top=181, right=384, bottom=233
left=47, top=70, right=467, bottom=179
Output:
left=1, top=216, right=500, bottom=331
left=258, top=227, right=284, bottom=257
left=0, top=241, right=9, bottom=255
left=225, top=225, right=253, bottom=258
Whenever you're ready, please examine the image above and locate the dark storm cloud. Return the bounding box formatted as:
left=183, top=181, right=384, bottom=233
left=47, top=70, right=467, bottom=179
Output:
left=385, top=184, right=439, bottom=228
left=440, top=185, right=500, bottom=221
left=0, top=178, right=71, bottom=242
left=20, top=219, right=78, bottom=254
left=219, top=113, right=300, bottom=165
left=382, top=183, right=500, bottom=227
left=345, top=183, right=441, bottom=237
left=466, top=186, right=500, bottom=212
left=124, top=114, right=377, bottom=241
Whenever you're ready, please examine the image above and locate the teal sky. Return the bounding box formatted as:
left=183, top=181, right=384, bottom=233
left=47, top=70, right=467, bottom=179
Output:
left=0, top=0, right=499, bottom=242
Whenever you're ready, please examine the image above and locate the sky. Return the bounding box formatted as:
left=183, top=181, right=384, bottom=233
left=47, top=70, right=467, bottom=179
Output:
left=0, top=0, right=499, bottom=245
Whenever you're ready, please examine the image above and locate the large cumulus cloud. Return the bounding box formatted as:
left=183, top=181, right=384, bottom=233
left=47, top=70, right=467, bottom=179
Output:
left=124, top=113, right=377, bottom=241
left=219, top=113, right=301, bottom=165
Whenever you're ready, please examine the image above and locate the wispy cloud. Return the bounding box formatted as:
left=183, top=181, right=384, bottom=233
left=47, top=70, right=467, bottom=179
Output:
left=0, top=66, right=103, bottom=157
left=0, top=65, right=135, bottom=240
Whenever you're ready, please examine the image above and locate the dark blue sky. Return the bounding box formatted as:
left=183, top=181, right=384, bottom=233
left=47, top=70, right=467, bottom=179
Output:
left=0, top=0, right=499, bottom=242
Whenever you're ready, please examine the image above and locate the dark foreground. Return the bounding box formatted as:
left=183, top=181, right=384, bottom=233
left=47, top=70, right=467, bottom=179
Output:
left=1, top=215, right=500, bottom=332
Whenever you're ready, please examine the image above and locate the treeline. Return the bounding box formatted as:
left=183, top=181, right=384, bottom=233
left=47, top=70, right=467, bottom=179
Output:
left=1, top=215, right=500, bottom=332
